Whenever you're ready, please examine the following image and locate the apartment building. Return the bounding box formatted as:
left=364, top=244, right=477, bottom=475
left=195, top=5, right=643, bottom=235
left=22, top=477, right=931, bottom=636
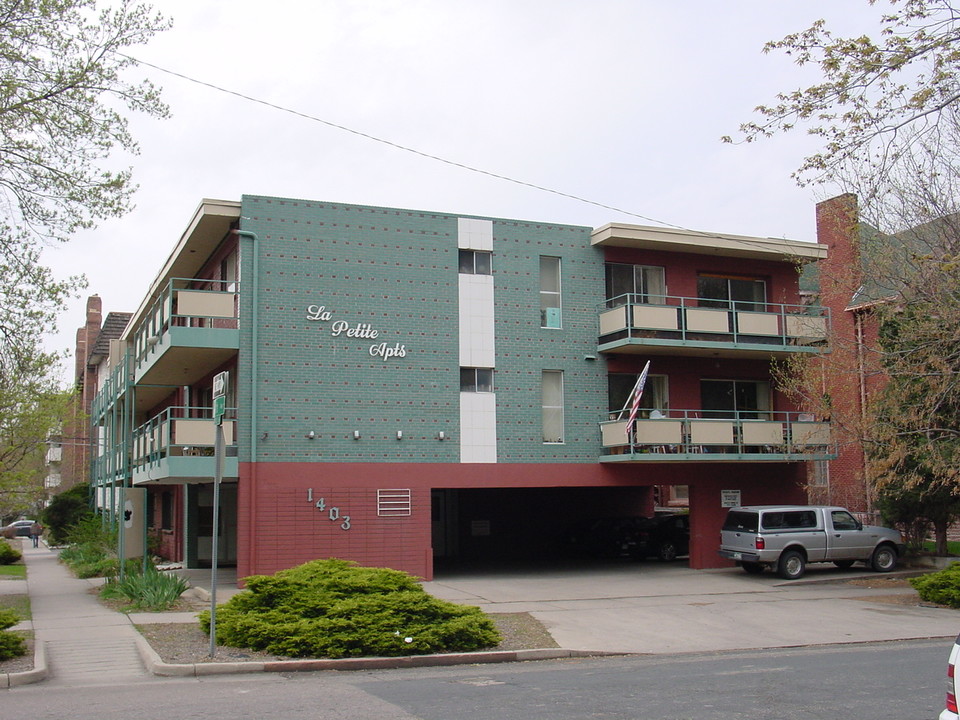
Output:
left=88, top=195, right=831, bottom=580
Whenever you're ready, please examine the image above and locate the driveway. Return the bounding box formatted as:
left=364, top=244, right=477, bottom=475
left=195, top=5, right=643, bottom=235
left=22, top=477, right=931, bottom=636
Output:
left=421, top=560, right=960, bottom=654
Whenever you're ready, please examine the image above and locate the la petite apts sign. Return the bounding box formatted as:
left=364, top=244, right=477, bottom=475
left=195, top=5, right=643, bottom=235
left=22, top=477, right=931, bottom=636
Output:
left=306, top=304, right=407, bottom=361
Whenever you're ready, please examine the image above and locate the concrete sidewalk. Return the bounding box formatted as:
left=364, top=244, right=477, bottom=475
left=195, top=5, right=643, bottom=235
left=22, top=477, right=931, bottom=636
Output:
left=3, top=542, right=959, bottom=687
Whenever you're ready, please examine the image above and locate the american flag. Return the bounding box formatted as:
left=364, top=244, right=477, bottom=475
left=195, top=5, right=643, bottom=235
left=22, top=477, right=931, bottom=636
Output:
left=625, top=360, right=651, bottom=439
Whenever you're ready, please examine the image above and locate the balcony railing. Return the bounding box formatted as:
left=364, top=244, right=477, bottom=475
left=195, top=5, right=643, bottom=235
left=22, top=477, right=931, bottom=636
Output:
left=600, top=409, right=834, bottom=461
left=131, top=405, right=238, bottom=483
left=132, top=277, right=239, bottom=373
left=598, top=295, right=829, bottom=354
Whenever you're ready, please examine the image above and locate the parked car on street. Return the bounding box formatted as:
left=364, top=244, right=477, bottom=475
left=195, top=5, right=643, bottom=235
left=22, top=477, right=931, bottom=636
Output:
left=563, top=514, right=690, bottom=561
left=939, top=632, right=960, bottom=720
left=2, top=519, right=35, bottom=539
left=719, top=505, right=905, bottom=580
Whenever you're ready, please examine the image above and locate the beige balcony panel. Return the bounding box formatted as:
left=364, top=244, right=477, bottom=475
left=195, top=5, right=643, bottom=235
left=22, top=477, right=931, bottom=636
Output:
left=785, top=314, right=827, bottom=342
left=601, top=420, right=629, bottom=446
left=690, top=420, right=735, bottom=444
left=686, top=308, right=729, bottom=333
left=793, top=422, right=831, bottom=445
left=172, top=418, right=235, bottom=446
left=632, top=304, right=679, bottom=331
left=599, top=306, right=628, bottom=335
left=737, top=311, right=780, bottom=336
left=634, top=420, right=683, bottom=444
left=176, top=290, right=236, bottom=319
left=741, top=421, right=785, bottom=445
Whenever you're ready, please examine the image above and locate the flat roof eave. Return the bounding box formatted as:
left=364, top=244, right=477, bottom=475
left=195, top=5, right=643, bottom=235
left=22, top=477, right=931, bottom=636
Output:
left=591, top=223, right=826, bottom=262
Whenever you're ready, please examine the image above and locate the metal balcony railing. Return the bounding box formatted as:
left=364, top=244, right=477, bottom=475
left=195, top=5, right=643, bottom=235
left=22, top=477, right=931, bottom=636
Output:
left=600, top=409, right=834, bottom=460
left=132, top=277, right=239, bottom=369
left=598, top=294, right=830, bottom=350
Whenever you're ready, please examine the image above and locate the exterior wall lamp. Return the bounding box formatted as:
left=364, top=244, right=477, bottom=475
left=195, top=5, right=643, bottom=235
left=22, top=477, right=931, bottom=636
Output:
left=353, top=430, right=361, bottom=440
left=305, top=431, right=316, bottom=440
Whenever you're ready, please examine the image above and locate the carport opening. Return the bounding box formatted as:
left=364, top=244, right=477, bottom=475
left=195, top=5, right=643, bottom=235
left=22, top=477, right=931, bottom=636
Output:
left=431, top=486, right=689, bottom=576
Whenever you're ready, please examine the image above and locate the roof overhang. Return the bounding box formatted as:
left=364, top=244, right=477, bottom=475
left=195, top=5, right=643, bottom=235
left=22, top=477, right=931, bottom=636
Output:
left=591, top=223, right=826, bottom=263
left=125, top=199, right=241, bottom=338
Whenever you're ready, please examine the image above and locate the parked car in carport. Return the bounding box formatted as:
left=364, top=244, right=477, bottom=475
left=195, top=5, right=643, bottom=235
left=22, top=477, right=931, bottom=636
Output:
left=633, top=514, right=690, bottom=561
left=563, top=514, right=689, bottom=561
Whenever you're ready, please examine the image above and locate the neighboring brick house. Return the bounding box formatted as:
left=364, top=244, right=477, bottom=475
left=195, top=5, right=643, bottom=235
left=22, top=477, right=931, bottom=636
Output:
left=56, top=296, right=131, bottom=495
left=88, top=195, right=831, bottom=581
left=810, top=193, right=942, bottom=516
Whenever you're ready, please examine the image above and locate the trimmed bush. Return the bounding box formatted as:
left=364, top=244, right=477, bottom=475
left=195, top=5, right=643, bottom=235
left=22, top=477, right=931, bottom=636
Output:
left=910, top=562, right=960, bottom=607
left=199, top=559, right=500, bottom=658
left=0, top=539, right=22, bottom=565
left=0, top=608, right=26, bottom=660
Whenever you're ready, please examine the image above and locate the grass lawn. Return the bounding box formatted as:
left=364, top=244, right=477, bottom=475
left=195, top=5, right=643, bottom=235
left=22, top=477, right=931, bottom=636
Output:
left=0, top=593, right=30, bottom=620
left=0, top=564, right=26, bottom=579
left=923, top=541, right=960, bottom=556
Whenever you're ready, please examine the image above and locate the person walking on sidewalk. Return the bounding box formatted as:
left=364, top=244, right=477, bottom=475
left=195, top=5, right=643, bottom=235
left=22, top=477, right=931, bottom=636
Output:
left=29, top=521, right=42, bottom=548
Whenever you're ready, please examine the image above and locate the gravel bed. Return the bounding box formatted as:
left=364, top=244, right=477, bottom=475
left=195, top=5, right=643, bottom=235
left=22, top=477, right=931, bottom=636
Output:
left=137, top=611, right=559, bottom=665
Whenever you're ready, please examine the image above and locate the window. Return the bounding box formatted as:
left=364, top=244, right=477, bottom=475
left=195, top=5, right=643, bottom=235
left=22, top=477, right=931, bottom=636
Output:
left=540, top=256, right=562, bottom=328
left=220, top=251, right=238, bottom=292
left=810, top=459, right=830, bottom=487
left=697, top=274, right=766, bottom=311
left=608, top=373, right=668, bottom=418
left=161, top=491, right=173, bottom=531
left=460, top=367, right=494, bottom=392
left=458, top=249, right=492, bottom=275
left=700, top=379, right=770, bottom=419
left=605, top=263, right=666, bottom=306
left=542, top=370, right=564, bottom=443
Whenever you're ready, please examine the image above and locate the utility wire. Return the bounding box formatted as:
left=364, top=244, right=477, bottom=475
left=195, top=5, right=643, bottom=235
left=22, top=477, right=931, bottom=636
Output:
left=123, top=54, right=812, bottom=254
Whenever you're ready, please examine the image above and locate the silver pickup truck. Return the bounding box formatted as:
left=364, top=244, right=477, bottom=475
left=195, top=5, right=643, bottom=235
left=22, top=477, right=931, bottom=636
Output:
left=719, top=505, right=905, bottom=580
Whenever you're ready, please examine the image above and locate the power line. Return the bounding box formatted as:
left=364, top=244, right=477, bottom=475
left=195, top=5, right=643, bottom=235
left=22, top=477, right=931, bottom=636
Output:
left=122, top=54, right=812, bottom=256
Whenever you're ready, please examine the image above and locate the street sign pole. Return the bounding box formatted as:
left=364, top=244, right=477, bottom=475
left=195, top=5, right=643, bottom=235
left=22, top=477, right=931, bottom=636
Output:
left=209, top=371, right=228, bottom=658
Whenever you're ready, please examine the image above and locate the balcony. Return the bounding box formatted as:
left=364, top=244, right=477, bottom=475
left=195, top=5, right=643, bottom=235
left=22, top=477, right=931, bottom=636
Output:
left=131, top=406, right=238, bottom=484
left=131, top=278, right=239, bottom=393
left=599, top=410, right=835, bottom=462
left=597, top=295, right=829, bottom=358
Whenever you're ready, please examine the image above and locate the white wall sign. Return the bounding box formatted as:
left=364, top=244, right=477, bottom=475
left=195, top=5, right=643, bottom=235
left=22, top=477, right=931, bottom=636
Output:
left=306, top=304, right=407, bottom=360
left=721, top=489, right=741, bottom=508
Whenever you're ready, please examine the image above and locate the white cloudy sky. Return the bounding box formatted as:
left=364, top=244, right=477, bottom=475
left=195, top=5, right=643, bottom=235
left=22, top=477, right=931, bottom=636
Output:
left=43, top=0, right=883, bottom=369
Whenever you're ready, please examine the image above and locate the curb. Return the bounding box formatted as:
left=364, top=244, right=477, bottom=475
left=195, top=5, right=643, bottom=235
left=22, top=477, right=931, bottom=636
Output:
left=1, top=637, right=48, bottom=688
left=133, top=632, right=609, bottom=677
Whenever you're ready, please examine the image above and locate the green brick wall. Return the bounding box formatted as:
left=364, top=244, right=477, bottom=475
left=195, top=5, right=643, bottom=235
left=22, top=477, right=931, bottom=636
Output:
left=236, top=195, right=607, bottom=464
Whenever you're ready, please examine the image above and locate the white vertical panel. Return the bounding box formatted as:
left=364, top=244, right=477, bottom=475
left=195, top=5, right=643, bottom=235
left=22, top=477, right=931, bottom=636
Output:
left=460, top=392, right=497, bottom=463
left=458, top=217, right=496, bottom=462
left=457, top=218, right=493, bottom=250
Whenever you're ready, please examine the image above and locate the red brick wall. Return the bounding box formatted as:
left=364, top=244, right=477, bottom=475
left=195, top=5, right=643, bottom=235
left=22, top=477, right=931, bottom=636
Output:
left=237, top=460, right=812, bottom=580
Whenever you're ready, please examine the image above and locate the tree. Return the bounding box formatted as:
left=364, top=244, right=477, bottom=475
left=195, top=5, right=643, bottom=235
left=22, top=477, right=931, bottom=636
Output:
left=724, top=0, right=960, bottom=187
left=0, top=0, right=169, bottom=359
left=0, top=1, right=168, bottom=506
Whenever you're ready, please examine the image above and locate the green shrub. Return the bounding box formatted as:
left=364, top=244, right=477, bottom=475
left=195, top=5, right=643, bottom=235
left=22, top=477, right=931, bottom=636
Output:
left=42, top=483, right=93, bottom=545
left=199, top=559, right=500, bottom=659
left=0, top=608, right=26, bottom=660
left=910, top=562, right=960, bottom=607
left=100, top=564, right=189, bottom=611
left=0, top=539, right=22, bottom=565
left=58, top=516, right=119, bottom=578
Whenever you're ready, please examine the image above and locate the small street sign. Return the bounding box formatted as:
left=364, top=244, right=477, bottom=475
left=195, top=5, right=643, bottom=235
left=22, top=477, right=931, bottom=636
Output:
left=213, top=371, right=228, bottom=426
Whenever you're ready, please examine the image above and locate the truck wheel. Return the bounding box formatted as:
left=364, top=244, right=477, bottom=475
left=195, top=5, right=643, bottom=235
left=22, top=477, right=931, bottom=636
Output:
left=833, top=560, right=855, bottom=570
left=870, top=544, right=898, bottom=573
left=777, top=550, right=806, bottom=580
left=657, top=542, right=678, bottom=562
left=740, top=561, right=764, bottom=574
